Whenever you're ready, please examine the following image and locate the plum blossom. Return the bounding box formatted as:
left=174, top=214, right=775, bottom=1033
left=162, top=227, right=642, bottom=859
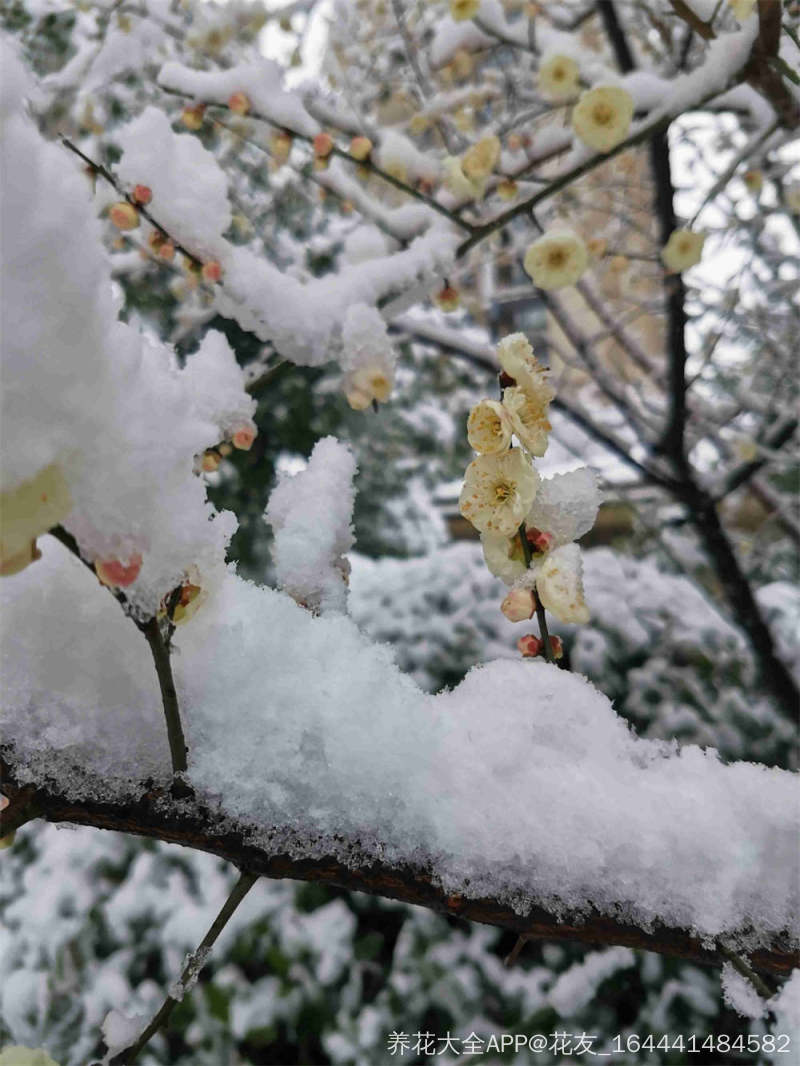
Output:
left=572, top=86, right=634, bottom=153
left=661, top=228, right=706, bottom=273
left=523, top=230, right=588, bottom=290
left=539, top=55, right=580, bottom=101
left=459, top=449, right=540, bottom=536
left=467, top=399, right=513, bottom=454
left=461, top=135, right=500, bottom=180
left=503, top=385, right=552, bottom=458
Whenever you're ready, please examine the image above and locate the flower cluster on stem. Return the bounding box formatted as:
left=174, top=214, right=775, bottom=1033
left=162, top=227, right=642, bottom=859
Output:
left=458, top=333, right=599, bottom=658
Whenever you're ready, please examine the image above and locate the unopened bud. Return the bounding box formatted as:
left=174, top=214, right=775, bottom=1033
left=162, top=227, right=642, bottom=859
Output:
left=201, top=450, right=220, bottom=472
left=548, top=635, right=564, bottom=659
left=181, top=104, right=205, bottom=130
left=109, top=202, right=139, bottom=230
left=313, top=132, right=334, bottom=158
left=349, top=135, right=373, bottom=161
left=743, top=169, right=763, bottom=193
left=501, top=587, right=536, bottom=622
left=526, top=527, right=553, bottom=554
left=517, top=633, right=542, bottom=658
left=201, top=260, right=223, bottom=283
left=132, top=184, right=152, bottom=205
left=172, top=581, right=207, bottom=625
left=434, top=284, right=460, bottom=312
left=497, top=179, right=518, bottom=201
left=228, top=91, right=251, bottom=116
left=157, top=240, right=175, bottom=262
left=271, top=129, right=292, bottom=163
left=95, top=553, right=143, bottom=589
left=231, top=422, right=257, bottom=450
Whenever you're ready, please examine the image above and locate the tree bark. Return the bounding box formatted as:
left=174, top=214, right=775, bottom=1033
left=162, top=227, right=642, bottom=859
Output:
left=2, top=749, right=796, bottom=979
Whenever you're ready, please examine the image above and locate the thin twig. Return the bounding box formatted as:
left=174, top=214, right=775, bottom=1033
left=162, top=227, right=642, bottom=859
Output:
left=142, top=617, right=187, bottom=774
left=48, top=526, right=188, bottom=776
left=108, top=869, right=259, bottom=1064
left=718, top=942, right=775, bottom=1001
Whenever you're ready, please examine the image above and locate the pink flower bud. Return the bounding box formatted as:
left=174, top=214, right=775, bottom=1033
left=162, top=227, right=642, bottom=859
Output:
left=201, top=260, right=223, bottom=283
left=95, top=553, right=143, bottom=589
left=313, top=132, right=334, bottom=158
left=517, top=633, right=542, bottom=658
left=549, top=635, right=564, bottom=659
left=501, top=587, right=536, bottom=622
left=228, top=91, right=251, bottom=116
left=201, top=450, right=220, bottom=472
left=231, top=422, right=257, bottom=450
left=132, top=184, right=152, bottom=205
left=526, top=527, right=554, bottom=554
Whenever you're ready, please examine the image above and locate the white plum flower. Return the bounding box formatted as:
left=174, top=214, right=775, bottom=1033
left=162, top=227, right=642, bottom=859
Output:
left=533, top=542, right=590, bottom=624
left=525, top=468, right=600, bottom=546
left=467, top=399, right=513, bottom=454
left=502, top=386, right=552, bottom=457
left=461, top=135, right=501, bottom=180
left=345, top=364, right=394, bottom=409
left=538, top=54, right=580, bottom=101
left=496, top=333, right=542, bottom=389
left=481, top=531, right=527, bottom=585
left=523, top=229, right=588, bottom=290
left=443, top=155, right=487, bottom=201
left=572, top=86, right=634, bottom=153
left=341, top=303, right=396, bottom=409
left=661, top=228, right=706, bottom=273
left=459, top=448, right=540, bottom=536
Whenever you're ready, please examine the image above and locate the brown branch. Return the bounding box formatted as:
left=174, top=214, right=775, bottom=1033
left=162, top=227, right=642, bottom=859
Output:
left=47, top=527, right=189, bottom=776
left=1, top=748, right=796, bottom=979
left=669, top=0, right=800, bottom=129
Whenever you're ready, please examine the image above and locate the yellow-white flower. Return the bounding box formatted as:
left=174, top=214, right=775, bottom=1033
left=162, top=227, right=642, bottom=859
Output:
left=443, top=156, right=487, bottom=201
left=538, top=54, right=580, bottom=101
left=572, top=85, right=634, bottom=153
left=0, top=1050, right=61, bottom=1066
left=728, top=0, right=756, bottom=20
left=497, top=333, right=538, bottom=387
left=459, top=448, right=540, bottom=536
left=661, top=228, right=705, bottom=273
left=450, top=0, right=480, bottom=20
left=534, top=543, right=590, bottom=623
left=467, top=399, right=514, bottom=454
left=345, top=363, right=394, bottom=409
left=1, top=463, right=72, bottom=577
left=523, top=229, right=588, bottom=290
left=481, top=531, right=528, bottom=585
left=461, top=135, right=501, bottom=180
left=503, top=385, right=552, bottom=457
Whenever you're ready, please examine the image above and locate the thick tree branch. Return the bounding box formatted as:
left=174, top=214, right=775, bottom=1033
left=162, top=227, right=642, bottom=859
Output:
left=1, top=749, right=796, bottom=979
